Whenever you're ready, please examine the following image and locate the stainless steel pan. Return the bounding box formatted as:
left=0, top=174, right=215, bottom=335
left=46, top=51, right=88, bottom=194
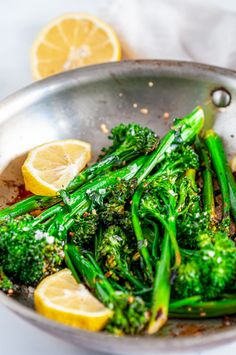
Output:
left=1, top=60, right=236, bottom=354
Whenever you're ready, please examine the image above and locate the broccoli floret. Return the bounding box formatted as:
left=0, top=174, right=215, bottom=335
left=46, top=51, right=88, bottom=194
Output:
left=70, top=212, right=99, bottom=248
left=199, top=231, right=236, bottom=298
left=0, top=216, right=65, bottom=285
left=97, top=225, right=143, bottom=289
left=177, top=211, right=209, bottom=249
left=174, top=231, right=236, bottom=300
left=156, top=145, right=199, bottom=178
left=106, top=292, right=149, bottom=335
left=101, top=123, right=158, bottom=159
left=0, top=266, right=14, bottom=292
left=173, top=260, right=203, bottom=298
left=98, top=226, right=130, bottom=268
left=90, top=179, right=137, bottom=233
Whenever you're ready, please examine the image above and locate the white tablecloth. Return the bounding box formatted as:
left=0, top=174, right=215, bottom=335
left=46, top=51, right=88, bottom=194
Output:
left=1, top=0, right=236, bottom=354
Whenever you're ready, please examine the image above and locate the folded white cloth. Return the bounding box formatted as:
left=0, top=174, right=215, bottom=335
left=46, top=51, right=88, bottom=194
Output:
left=102, top=0, right=236, bottom=69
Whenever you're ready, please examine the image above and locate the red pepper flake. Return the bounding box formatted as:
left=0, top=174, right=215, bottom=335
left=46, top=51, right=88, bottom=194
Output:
left=105, top=271, right=112, bottom=278
left=30, top=209, right=42, bottom=217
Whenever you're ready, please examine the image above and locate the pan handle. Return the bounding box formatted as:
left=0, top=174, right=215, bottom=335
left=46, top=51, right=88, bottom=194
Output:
left=211, top=88, right=231, bottom=108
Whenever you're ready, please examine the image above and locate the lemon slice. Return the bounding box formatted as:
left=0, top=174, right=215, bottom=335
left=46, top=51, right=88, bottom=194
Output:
left=34, top=269, right=112, bottom=331
left=22, top=139, right=91, bottom=196
left=31, top=13, right=122, bottom=80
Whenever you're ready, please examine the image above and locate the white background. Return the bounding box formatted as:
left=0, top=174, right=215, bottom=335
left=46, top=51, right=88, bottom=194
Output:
left=1, top=1, right=236, bottom=354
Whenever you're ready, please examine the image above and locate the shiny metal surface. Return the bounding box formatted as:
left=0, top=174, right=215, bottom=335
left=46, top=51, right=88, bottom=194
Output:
left=1, top=60, right=236, bottom=353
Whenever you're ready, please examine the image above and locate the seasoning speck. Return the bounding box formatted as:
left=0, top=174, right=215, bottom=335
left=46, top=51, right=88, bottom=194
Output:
left=140, top=108, right=149, bottom=115
left=133, top=252, right=140, bottom=261
left=223, top=316, right=232, bottom=326
left=163, top=112, right=170, bottom=120
left=100, top=123, right=109, bottom=134
left=230, top=134, right=234, bottom=138
left=46, top=236, right=55, bottom=245
left=28, top=286, right=35, bottom=294
left=128, top=296, right=134, bottom=303
left=148, top=81, right=154, bottom=87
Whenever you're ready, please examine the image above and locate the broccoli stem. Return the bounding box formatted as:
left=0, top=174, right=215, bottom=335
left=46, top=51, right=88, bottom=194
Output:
left=66, top=156, right=121, bottom=192
left=31, top=205, right=63, bottom=226
left=133, top=287, right=153, bottom=296
left=144, top=207, right=180, bottom=267
left=204, top=130, right=230, bottom=227
left=169, top=296, right=202, bottom=309
left=185, top=169, right=198, bottom=192
left=0, top=195, right=60, bottom=219
left=117, top=262, right=144, bottom=290
left=64, top=249, right=81, bottom=283
left=195, top=137, right=216, bottom=222
left=95, top=225, right=103, bottom=261
left=220, top=293, right=236, bottom=299
left=135, top=107, right=204, bottom=185
left=225, top=164, right=236, bottom=222
left=65, top=244, right=113, bottom=304
left=146, top=219, right=160, bottom=261
left=180, top=248, right=197, bottom=257
left=169, top=298, right=236, bottom=318
left=147, top=229, right=171, bottom=334
left=48, top=199, right=91, bottom=237
left=109, top=279, right=127, bottom=293
left=131, top=187, right=153, bottom=279
left=185, top=169, right=200, bottom=213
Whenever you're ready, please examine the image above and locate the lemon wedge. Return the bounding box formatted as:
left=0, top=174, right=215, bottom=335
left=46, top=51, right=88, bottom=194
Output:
left=22, top=139, right=91, bottom=196
left=34, top=269, right=112, bottom=331
left=31, top=13, right=121, bottom=80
